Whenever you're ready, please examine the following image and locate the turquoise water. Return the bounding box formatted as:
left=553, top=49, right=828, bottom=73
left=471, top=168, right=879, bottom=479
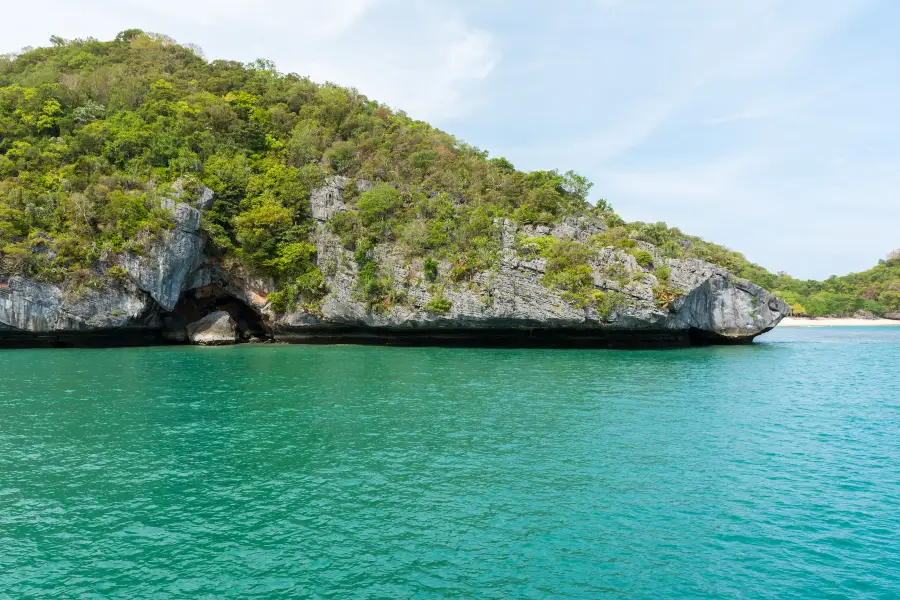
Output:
left=1, top=328, right=899, bottom=599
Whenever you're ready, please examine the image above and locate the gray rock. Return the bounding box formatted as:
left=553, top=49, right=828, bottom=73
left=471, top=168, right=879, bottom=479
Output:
left=310, top=176, right=351, bottom=222
left=548, top=216, right=607, bottom=244
left=121, top=198, right=207, bottom=311
left=670, top=274, right=789, bottom=339
left=186, top=311, right=238, bottom=345
left=310, top=177, right=375, bottom=222
left=184, top=263, right=274, bottom=315
left=0, top=191, right=212, bottom=339
left=884, top=312, right=900, bottom=321
left=194, top=186, right=215, bottom=211
left=170, top=180, right=215, bottom=210
left=274, top=185, right=790, bottom=344
left=0, top=277, right=148, bottom=332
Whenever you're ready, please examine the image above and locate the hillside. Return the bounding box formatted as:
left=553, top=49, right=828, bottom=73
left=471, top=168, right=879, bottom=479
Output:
left=0, top=32, right=602, bottom=297
left=0, top=32, right=793, bottom=346
left=0, top=37, right=712, bottom=276
left=0, top=32, right=893, bottom=319
left=772, top=255, right=900, bottom=317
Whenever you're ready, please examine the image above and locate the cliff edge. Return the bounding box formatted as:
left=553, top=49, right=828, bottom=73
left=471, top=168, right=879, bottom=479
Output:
left=0, top=181, right=789, bottom=348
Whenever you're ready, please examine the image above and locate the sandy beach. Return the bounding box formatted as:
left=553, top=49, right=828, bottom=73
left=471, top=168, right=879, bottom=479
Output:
left=779, top=317, right=900, bottom=327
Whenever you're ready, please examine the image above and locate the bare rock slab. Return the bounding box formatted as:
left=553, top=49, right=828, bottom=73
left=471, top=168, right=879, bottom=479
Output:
left=186, top=311, right=238, bottom=346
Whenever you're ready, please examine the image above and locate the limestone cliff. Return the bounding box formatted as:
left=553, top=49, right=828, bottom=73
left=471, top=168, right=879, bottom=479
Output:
left=273, top=180, right=788, bottom=346
left=0, top=181, right=789, bottom=348
left=0, top=189, right=209, bottom=346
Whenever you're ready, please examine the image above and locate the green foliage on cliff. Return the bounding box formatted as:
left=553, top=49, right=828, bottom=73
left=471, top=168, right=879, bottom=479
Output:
left=518, top=235, right=620, bottom=316
left=424, top=292, right=452, bottom=314
left=632, top=249, right=654, bottom=268
left=770, top=253, right=900, bottom=317
left=0, top=31, right=598, bottom=307
left=617, top=220, right=900, bottom=316
left=0, top=31, right=896, bottom=317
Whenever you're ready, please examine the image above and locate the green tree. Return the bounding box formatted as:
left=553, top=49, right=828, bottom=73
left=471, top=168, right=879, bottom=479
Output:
left=324, top=140, right=357, bottom=174
left=356, top=184, right=404, bottom=236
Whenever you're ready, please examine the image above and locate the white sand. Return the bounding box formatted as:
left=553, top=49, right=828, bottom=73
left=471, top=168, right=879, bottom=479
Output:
left=778, top=317, right=900, bottom=327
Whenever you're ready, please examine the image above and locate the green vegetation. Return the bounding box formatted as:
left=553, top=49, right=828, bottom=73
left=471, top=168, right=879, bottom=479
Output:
left=0, top=32, right=597, bottom=309
left=653, top=284, right=683, bottom=310
left=613, top=220, right=900, bottom=317
left=769, top=254, right=900, bottom=317
left=0, top=32, right=896, bottom=317
left=424, top=292, right=452, bottom=314
left=517, top=236, right=620, bottom=316
left=632, top=249, right=653, bottom=268
left=422, top=258, right=438, bottom=282
left=350, top=238, right=392, bottom=311
left=591, top=290, right=621, bottom=321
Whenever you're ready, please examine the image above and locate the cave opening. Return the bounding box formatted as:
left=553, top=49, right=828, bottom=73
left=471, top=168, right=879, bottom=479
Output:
left=168, top=284, right=269, bottom=342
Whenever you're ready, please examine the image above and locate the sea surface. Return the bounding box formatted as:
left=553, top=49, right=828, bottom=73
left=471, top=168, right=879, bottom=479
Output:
left=1, top=327, right=899, bottom=599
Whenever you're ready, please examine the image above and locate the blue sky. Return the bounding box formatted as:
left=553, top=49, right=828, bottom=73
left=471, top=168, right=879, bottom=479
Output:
left=3, top=1, right=898, bottom=279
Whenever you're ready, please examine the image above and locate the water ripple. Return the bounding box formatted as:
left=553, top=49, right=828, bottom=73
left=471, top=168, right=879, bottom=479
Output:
left=1, top=327, right=899, bottom=598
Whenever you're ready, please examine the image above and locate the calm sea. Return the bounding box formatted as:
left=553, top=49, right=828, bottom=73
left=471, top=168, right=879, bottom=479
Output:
left=1, top=327, right=898, bottom=599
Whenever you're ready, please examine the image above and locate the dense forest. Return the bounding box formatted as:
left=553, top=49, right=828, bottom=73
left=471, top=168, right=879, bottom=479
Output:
left=0, top=31, right=897, bottom=317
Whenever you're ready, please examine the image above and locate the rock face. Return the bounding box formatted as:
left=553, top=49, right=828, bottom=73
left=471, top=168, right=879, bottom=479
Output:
left=272, top=192, right=790, bottom=346
left=669, top=273, right=787, bottom=340
left=0, top=180, right=790, bottom=348
left=0, top=276, right=149, bottom=333
left=0, top=191, right=211, bottom=347
left=120, top=198, right=206, bottom=311
left=186, top=311, right=238, bottom=345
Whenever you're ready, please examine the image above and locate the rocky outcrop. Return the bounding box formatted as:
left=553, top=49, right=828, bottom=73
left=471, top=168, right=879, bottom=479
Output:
left=0, top=180, right=790, bottom=348
left=670, top=273, right=787, bottom=340
left=0, top=276, right=150, bottom=332
left=120, top=198, right=206, bottom=311
left=0, top=190, right=212, bottom=346
left=271, top=214, right=789, bottom=346
left=186, top=311, right=238, bottom=345
left=274, top=189, right=792, bottom=346
left=885, top=312, right=900, bottom=321
left=309, top=176, right=373, bottom=223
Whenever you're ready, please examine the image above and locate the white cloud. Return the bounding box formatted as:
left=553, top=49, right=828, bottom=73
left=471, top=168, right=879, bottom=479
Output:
left=288, top=7, right=497, bottom=121
left=600, top=156, right=758, bottom=209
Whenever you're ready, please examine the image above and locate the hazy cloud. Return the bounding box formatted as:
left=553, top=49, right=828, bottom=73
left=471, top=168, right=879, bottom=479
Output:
left=1, top=0, right=497, bottom=121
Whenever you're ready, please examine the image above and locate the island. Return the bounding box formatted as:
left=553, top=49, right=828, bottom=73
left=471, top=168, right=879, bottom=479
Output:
left=3, top=31, right=895, bottom=348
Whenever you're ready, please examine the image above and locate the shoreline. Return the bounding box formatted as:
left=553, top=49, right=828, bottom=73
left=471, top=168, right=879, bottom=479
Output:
left=778, top=317, right=900, bottom=327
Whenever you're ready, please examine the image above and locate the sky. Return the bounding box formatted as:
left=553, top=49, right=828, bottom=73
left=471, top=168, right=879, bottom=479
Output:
left=2, top=0, right=898, bottom=279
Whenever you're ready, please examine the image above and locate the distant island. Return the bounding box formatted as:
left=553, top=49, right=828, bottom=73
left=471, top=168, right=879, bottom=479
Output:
left=779, top=317, right=900, bottom=327
left=0, top=31, right=894, bottom=347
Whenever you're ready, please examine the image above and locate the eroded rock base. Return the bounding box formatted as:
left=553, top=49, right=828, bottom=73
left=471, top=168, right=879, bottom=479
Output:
left=0, top=325, right=772, bottom=349
left=0, top=328, right=171, bottom=349
left=186, top=311, right=239, bottom=346
left=273, top=326, right=766, bottom=349
left=168, top=285, right=270, bottom=343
